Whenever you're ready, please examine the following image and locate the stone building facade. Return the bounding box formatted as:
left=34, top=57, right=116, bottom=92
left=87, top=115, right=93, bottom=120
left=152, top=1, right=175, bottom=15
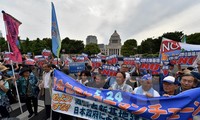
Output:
left=106, top=30, right=122, bottom=56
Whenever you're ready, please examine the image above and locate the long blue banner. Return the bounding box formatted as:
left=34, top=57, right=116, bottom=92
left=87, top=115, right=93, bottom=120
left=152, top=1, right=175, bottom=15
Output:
left=53, top=70, right=200, bottom=120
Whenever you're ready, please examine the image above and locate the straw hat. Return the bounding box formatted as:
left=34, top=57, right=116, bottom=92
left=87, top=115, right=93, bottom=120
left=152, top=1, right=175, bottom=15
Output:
left=0, top=65, right=9, bottom=72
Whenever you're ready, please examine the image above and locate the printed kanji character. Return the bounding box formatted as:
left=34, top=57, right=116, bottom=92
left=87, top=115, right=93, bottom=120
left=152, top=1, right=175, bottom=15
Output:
left=82, top=101, right=90, bottom=107
left=92, top=110, right=99, bottom=119
left=108, top=107, right=118, bottom=116
left=91, top=103, right=98, bottom=110
left=113, top=116, right=119, bottom=120
left=132, top=107, right=147, bottom=115
left=99, top=105, right=108, bottom=113
left=193, top=101, right=200, bottom=116
left=118, top=110, right=123, bottom=117
left=75, top=98, right=82, bottom=105
left=106, top=115, right=113, bottom=120
left=74, top=107, right=79, bottom=115
left=130, top=114, right=136, bottom=120
left=148, top=104, right=167, bottom=119
left=80, top=107, right=86, bottom=116
left=86, top=109, right=92, bottom=117
left=99, top=112, right=106, bottom=120
left=122, top=111, right=129, bottom=119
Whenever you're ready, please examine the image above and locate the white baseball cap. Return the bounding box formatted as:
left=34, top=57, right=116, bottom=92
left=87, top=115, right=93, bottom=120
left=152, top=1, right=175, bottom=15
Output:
left=163, top=76, right=175, bottom=84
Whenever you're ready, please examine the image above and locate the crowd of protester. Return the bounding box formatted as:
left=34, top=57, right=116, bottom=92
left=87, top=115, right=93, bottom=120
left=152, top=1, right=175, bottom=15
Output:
left=0, top=55, right=200, bottom=120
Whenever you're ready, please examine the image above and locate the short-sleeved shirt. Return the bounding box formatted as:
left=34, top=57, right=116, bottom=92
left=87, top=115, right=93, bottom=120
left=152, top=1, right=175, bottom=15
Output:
left=134, top=86, right=160, bottom=97
left=0, top=80, right=9, bottom=96
left=111, top=83, right=133, bottom=92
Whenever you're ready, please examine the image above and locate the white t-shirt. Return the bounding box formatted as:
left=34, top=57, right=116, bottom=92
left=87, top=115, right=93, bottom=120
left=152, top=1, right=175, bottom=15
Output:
left=134, top=86, right=160, bottom=97
left=43, top=71, right=52, bottom=88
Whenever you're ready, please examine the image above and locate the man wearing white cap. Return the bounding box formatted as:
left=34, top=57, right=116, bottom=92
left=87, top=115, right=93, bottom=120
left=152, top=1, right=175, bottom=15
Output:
left=133, top=74, right=160, bottom=97
left=162, top=76, right=179, bottom=96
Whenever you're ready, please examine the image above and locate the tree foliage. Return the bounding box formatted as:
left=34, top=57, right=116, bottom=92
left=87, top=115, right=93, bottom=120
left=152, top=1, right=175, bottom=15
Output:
left=61, top=37, right=84, bottom=54
left=1, top=31, right=199, bottom=57
left=121, top=39, right=137, bottom=56
left=186, top=33, right=200, bottom=44
left=0, top=37, right=8, bottom=52
left=84, top=43, right=100, bottom=55
left=138, top=31, right=184, bottom=55
left=162, top=31, right=183, bottom=42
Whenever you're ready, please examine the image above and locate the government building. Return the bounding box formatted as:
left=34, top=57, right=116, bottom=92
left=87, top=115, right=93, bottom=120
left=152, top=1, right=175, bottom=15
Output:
left=91, top=30, right=122, bottom=56
left=106, top=30, right=122, bottom=56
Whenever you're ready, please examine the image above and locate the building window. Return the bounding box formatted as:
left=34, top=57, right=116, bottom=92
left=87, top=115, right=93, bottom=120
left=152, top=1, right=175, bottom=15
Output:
left=112, top=40, right=118, bottom=43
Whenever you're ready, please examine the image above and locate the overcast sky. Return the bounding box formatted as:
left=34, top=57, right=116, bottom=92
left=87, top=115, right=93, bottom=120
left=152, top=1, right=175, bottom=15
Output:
left=1, top=0, right=200, bottom=45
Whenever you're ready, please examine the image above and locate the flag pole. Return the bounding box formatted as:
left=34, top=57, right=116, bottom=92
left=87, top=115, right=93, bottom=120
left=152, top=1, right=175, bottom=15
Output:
left=6, top=41, right=23, bottom=114
left=2, top=11, right=23, bottom=114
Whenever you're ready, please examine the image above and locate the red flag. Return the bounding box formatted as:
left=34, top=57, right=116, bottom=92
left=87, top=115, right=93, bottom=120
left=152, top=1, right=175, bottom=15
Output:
left=2, top=11, right=22, bottom=63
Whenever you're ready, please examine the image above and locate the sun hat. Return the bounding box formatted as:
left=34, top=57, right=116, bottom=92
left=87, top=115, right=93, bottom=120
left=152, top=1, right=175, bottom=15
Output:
left=0, top=65, right=9, bottom=72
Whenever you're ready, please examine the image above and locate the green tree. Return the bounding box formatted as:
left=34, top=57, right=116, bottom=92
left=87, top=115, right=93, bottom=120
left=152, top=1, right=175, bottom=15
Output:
left=187, top=33, right=200, bottom=44
left=140, top=38, right=154, bottom=54
left=61, top=37, right=84, bottom=54
left=84, top=43, right=100, bottom=55
left=42, top=38, right=52, bottom=50
left=0, top=37, right=8, bottom=52
left=162, top=31, right=183, bottom=42
left=30, top=38, right=47, bottom=55
left=21, top=37, right=31, bottom=54
left=121, top=39, right=137, bottom=56
left=139, top=31, right=184, bottom=54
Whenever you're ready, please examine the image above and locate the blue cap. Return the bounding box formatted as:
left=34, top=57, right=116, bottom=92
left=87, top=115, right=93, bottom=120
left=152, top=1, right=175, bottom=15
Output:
left=141, top=74, right=152, bottom=81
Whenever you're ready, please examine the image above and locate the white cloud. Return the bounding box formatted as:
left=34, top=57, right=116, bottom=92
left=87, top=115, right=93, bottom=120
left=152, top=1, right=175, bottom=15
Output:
left=0, top=0, right=200, bottom=45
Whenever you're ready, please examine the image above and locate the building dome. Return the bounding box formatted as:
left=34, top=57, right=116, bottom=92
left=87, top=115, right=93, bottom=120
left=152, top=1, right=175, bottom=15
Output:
left=111, top=30, right=120, bottom=37
left=109, top=30, right=121, bottom=45
left=107, top=30, right=122, bottom=56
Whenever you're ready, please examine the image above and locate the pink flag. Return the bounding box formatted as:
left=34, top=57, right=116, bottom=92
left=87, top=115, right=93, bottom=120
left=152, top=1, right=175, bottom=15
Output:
left=2, top=11, right=22, bottom=63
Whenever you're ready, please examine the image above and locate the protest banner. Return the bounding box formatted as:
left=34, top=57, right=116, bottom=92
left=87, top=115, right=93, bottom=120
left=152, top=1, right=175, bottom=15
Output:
left=24, top=59, right=35, bottom=66
left=106, top=54, right=118, bottom=65
left=34, top=56, right=47, bottom=67
left=91, top=58, right=102, bottom=68
left=169, top=51, right=200, bottom=65
left=162, top=51, right=200, bottom=76
left=69, top=62, right=85, bottom=73
left=140, top=58, right=161, bottom=75
left=159, top=37, right=200, bottom=61
left=53, top=70, right=200, bottom=120
left=76, top=56, right=85, bottom=62
left=123, top=57, right=135, bottom=67
left=65, top=57, right=73, bottom=65
left=52, top=90, right=134, bottom=120
left=101, top=64, right=118, bottom=76
left=97, top=53, right=106, bottom=60
left=42, top=49, right=52, bottom=57
left=3, top=52, right=12, bottom=64
left=61, top=54, right=73, bottom=65
left=52, top=58, right=61, bottom=65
